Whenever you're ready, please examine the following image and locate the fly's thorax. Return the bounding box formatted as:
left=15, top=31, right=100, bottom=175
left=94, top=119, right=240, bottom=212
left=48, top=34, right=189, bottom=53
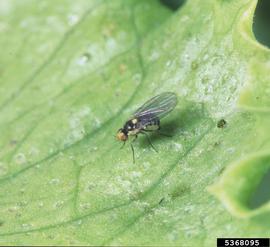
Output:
left=123, top=118, right=140, bottom=136
left=124, top=118, right=139, bottom=130
left=122, top=117, right=161, bottom=136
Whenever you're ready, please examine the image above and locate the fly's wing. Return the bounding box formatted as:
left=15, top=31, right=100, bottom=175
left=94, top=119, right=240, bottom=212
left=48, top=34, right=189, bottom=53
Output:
left=133, top=92, right=178, bottom=121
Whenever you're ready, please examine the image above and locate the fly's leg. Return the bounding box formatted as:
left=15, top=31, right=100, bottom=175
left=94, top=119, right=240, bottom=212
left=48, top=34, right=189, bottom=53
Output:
left=141, top=131, right=158, bottom=153
left=120, top=141, right=126, bottom=149
left=130, top=135, right=138, bottom=164
left=156, top=131, right=172, bottom=137
left=130, top=143, right=135, bottom=164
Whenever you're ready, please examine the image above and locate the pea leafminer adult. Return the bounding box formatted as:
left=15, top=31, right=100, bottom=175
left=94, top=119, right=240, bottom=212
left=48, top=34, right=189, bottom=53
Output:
left=116, top=92, right=178, bottom=163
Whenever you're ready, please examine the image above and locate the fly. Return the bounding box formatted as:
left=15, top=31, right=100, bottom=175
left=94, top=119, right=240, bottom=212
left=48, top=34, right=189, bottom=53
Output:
left=116, top=92, right=178, bottom=163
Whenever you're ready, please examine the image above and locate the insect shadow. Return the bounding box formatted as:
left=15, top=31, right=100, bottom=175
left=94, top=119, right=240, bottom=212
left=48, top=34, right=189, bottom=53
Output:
left=138, top=101, right=207, bottom=149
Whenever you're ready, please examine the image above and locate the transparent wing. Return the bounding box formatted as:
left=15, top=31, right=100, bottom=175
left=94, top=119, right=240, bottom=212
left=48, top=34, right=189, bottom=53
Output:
left=133, top=92, right=178, bottom=120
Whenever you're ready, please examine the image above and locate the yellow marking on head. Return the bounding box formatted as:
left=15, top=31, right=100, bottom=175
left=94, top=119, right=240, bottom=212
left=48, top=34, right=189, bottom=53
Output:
left=116, top=131, right=128, bottom=141
left=131, top=118, right=138, bottom=124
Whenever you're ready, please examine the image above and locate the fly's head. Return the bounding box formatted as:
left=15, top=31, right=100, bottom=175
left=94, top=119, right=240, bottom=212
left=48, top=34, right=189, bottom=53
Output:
left=116, top=128, right=128, bottom=142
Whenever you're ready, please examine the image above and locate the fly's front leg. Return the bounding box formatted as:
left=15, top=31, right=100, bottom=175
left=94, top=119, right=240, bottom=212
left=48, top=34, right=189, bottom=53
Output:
left=130, top=135, right=137, bottom=163
left=120, top=141, right=126, bottom=149
left=130, top=143, right=135, bottom=164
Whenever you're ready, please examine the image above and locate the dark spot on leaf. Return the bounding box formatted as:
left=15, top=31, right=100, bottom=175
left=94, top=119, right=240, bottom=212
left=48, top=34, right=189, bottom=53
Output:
left=87, top=184, right=94, bottom=191
left=191, top=61, right=198, bottom=70
left=214, top=141, right=221, bottom=147
left=170, top=184, right=190, bottom=199
left=218, top=166, right=225, bottom=175
left=0, top=221, right=4, bottom=227
left=15, top=213, right=22, bottom=218
left=130, top=191, right=143, bottom=201
left=48, top=234, right=55, bottom=239
left=79, top=52, right=91, bottom=64
left=9, top=139, right=17, bottom=146
left=119, top=63, right=127, bottom=74
left=102, top=23, right=116, bottom=38
left=217, top=119, right=227, bottom=128
left=159, top=197, right=165, bottom=205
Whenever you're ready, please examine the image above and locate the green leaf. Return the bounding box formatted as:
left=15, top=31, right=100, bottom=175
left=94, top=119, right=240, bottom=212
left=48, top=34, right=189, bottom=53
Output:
left=0, top=0, right=270, bottom=245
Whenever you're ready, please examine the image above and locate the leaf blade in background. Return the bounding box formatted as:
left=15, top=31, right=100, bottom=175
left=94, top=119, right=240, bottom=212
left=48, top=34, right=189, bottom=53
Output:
left=0, top=0, right=270, bottom=246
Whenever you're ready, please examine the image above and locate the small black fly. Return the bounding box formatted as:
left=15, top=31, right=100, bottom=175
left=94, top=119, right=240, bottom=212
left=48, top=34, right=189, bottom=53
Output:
left=116, top=92, right=178, bottom=163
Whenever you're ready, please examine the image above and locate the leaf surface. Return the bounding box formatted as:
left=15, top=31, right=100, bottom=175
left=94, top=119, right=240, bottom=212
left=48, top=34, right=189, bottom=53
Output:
left=0, top=0, right=270, bottom=245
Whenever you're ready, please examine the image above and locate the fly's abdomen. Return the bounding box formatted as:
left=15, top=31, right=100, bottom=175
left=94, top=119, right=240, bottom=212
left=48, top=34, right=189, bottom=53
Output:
left=143, top=118, right=160, bottom=131
left=144, top=124, right=159, bottom=131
